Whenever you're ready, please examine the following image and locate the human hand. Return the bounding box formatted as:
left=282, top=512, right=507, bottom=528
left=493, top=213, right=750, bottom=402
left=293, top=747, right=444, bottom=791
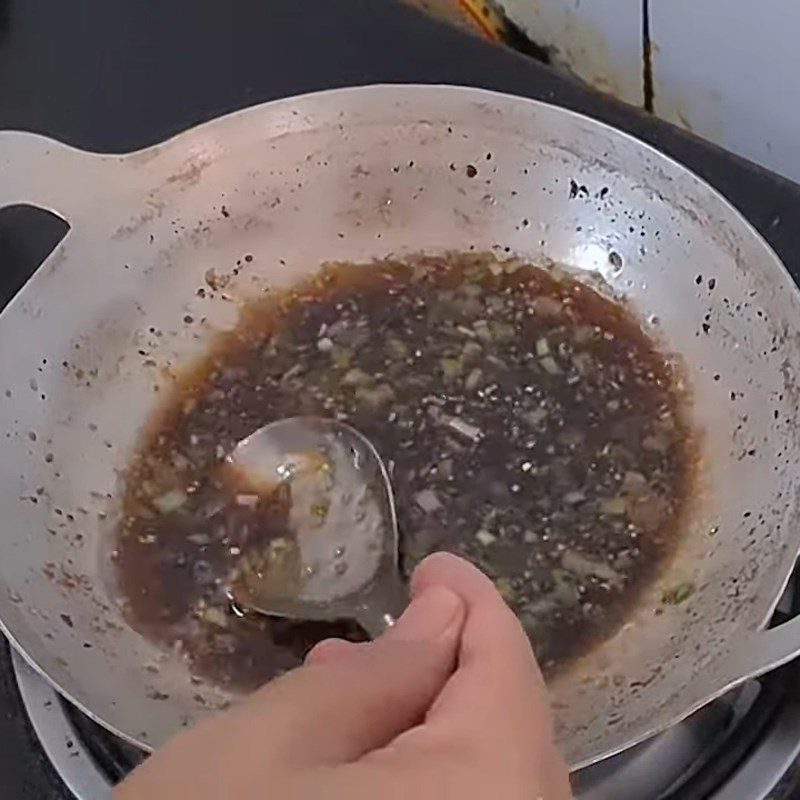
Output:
left=116, top=552, right=572, bottom=799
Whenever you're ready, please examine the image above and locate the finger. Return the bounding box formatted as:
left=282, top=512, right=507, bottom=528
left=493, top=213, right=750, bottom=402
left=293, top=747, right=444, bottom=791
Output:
left=375, top=553, right=571, bottom=798
left=412, top=552, right=551, bottom=730
left=245, top=584, right=465, bottom=765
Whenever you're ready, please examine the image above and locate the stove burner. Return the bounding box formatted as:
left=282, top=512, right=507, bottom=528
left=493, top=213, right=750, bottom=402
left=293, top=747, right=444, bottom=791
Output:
left=14, top=628, right=800, bottom=800
left=61, top=698, right=146, bottom=782
left=574, top=666, right=800, bottom=799
left=12, top=651, right=115, bottom=800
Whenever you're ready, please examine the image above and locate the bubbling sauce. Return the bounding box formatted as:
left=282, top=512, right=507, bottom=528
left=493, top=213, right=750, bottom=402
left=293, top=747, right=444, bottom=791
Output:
left=113, top=253, right=696, bottom=691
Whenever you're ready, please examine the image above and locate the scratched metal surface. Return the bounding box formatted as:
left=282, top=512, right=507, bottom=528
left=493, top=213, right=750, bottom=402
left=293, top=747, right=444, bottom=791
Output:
left=2, top=0, right=800, bottom=797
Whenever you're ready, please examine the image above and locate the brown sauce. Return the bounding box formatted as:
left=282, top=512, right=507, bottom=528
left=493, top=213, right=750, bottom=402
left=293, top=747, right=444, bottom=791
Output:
left=113, top=253, right=696, bottom=691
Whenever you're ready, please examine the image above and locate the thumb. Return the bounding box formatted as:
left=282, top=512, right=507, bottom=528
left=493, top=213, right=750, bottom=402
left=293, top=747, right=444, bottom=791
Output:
left=250, top=585, right=465, bottom=765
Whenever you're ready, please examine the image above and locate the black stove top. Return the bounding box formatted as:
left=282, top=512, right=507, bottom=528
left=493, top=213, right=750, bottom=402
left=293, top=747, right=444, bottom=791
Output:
left=2, top=1, right=800, bottom=797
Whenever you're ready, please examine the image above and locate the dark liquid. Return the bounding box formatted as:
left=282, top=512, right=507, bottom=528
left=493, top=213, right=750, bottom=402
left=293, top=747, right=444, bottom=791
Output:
left=114, top=254, right=695, bottom=690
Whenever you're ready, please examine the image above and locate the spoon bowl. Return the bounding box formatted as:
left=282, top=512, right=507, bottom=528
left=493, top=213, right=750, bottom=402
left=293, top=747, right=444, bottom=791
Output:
left=226, top=416, right=407, bottom=637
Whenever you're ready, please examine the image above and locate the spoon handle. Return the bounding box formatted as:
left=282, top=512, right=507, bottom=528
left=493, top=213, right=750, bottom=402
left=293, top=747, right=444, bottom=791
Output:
left=353, top=574, right=409, bottom=639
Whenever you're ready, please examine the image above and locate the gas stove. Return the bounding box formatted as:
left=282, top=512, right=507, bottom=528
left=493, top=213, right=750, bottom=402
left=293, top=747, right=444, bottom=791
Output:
left=3, top=1, right=800, bottom=797
left=8, top=560, right=800, bottom=798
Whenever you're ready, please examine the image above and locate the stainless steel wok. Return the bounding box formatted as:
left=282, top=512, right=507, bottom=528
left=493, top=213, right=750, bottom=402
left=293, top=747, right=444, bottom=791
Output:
left=1, top=85, right=799, bottom=769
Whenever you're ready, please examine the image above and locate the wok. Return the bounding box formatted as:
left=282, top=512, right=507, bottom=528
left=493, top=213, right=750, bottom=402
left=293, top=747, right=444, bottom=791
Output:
left=1, top=85, right=799, bottom=769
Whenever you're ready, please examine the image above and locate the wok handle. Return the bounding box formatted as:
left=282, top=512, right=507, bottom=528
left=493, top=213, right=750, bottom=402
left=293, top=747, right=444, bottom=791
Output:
left=0, top=131, right=123, bottom=221
left=726, top=615, right=800, bottom=683
left=657, top=615, right=800, bottom=734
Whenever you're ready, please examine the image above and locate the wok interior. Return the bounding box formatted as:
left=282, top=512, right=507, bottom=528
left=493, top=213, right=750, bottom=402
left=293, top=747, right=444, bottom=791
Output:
left=0, top=87, right=798, bottom=766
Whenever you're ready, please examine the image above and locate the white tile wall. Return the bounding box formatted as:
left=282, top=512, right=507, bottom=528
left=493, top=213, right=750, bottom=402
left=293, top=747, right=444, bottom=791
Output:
left=497, top=0, right=644, bottom=105
left=650, top=0, right=800, bottom=183
left=499, top=0, right=800, bottom=184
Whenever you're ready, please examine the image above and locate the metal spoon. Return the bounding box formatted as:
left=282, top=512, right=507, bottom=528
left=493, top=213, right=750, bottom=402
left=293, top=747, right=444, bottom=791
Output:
left=224, top=416, right=407, bottom=638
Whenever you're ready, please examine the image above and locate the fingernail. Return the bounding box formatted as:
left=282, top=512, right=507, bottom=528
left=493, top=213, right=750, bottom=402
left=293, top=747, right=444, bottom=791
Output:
left=390, top=586, right=464, bottom=642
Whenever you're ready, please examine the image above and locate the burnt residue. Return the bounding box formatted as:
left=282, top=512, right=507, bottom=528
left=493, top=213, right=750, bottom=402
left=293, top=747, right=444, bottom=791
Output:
left=568, top=180, right=589, bottom=200
left=111, top=198, right=166, bottom=241
left=165, top=156, right=211, bottom=189
left=113, top=253, right=696, bottom=688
